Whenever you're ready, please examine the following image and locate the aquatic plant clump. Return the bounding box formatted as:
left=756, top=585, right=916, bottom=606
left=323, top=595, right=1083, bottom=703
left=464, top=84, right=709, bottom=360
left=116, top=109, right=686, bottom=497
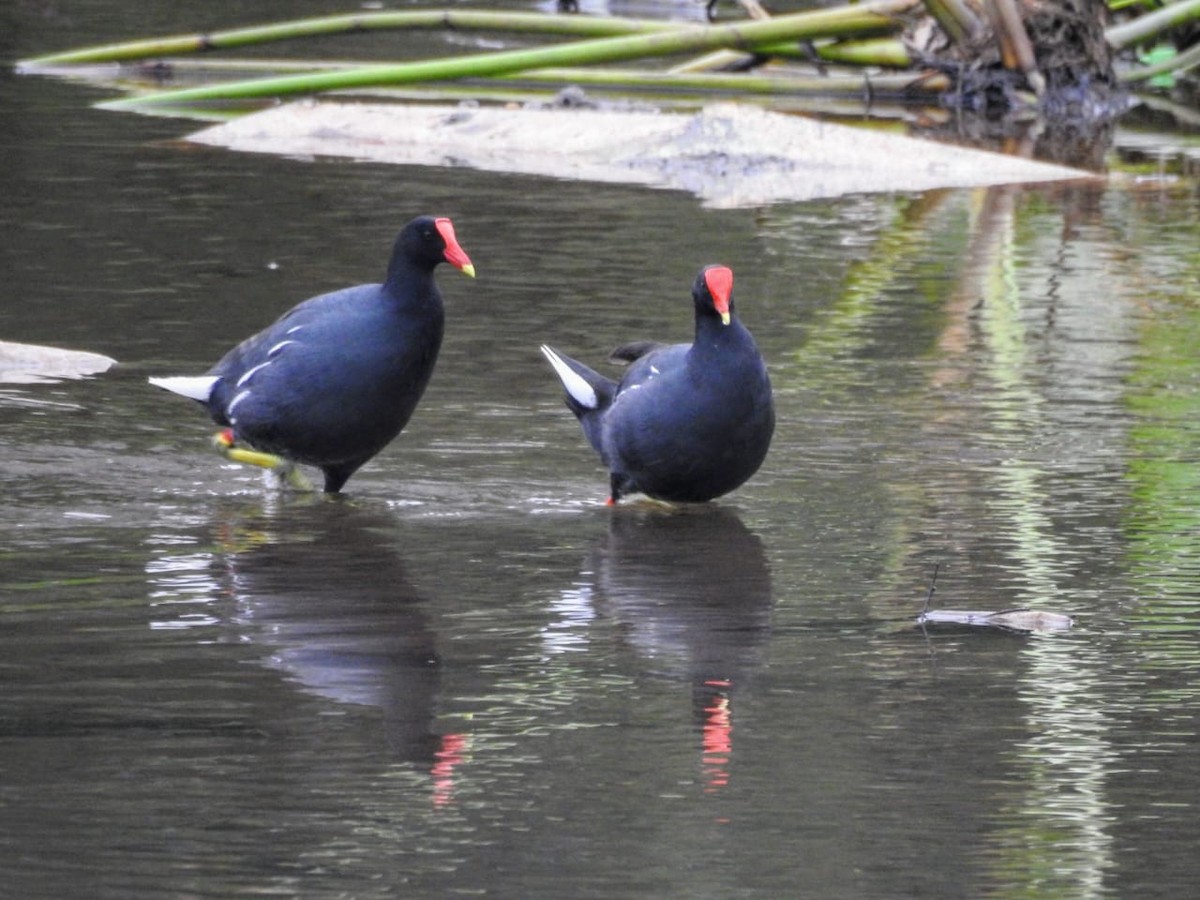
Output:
left=906, top=0, right=1128, bottom=119
left=14, top=1, right=1200, bottom=120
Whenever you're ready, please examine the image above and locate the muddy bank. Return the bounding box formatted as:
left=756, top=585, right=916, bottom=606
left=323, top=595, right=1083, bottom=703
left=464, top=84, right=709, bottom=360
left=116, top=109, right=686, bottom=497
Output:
left=188, top=100, right=1095, bottom=208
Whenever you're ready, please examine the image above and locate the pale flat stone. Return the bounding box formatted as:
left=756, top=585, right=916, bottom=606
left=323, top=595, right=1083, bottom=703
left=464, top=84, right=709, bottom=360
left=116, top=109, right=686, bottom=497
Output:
left=0, top=340, right=116, bottom=384
left=189, top=100, right=1095, bottom=208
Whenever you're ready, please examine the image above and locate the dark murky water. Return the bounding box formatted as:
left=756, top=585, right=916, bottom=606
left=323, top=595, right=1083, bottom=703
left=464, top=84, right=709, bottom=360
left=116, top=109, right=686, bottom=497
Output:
left=4, top=4, right=1200, bottom=898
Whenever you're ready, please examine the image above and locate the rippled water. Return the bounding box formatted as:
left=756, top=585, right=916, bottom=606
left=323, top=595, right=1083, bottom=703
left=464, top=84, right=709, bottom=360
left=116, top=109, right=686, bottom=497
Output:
left=5, top=4, right=1200, bottom=898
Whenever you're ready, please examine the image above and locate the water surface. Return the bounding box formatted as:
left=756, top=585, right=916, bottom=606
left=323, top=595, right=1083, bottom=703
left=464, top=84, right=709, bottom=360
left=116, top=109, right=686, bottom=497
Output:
left=4, top=4, right=1200, bottom=898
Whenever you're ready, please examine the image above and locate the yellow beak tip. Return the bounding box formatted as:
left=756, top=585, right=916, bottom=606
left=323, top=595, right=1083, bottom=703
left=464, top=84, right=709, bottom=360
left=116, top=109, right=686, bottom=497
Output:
left=460, top=263, right=477, bottom=279
left=720, top=312, right=731, bottom=326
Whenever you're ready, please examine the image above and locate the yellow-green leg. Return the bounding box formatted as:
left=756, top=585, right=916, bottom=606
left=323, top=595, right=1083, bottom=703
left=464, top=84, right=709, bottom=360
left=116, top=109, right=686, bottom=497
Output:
left=211, top=429, right=314, bottom=491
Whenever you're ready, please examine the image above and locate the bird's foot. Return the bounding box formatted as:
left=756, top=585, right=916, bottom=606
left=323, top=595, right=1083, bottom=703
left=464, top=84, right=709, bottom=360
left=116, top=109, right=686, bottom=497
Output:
left=264, top=465, right=316, bottom=492
left=607, top=474, right=623, bottom=506
left=211, top=429, right=314, bottom=491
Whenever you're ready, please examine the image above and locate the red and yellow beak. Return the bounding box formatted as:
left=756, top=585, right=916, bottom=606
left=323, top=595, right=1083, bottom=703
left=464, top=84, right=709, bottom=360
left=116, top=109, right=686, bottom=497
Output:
left=435, top=217, right=476, bottom=278
left=705, top=265, right=733, bottom=325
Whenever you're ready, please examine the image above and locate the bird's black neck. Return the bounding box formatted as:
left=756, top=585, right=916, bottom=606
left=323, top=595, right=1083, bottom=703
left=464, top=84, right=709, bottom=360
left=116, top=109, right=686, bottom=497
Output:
left=693, top=313, right=746, bottom=354
left=384, top=265, right=439, bottom=310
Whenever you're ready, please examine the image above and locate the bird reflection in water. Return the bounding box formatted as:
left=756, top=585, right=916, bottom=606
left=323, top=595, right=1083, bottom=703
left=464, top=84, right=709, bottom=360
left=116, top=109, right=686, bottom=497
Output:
left=701, top=677, right=734, bottom=795
left=554, top=505, right=774, bottom=797
left=202, top=499, right=465, bottom=807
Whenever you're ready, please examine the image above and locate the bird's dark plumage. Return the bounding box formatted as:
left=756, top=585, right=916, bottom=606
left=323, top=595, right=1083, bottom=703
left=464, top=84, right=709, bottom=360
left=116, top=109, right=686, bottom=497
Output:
left=151, top=215, right=475, bottom=493
left=542, top=264, right=774, bottom=504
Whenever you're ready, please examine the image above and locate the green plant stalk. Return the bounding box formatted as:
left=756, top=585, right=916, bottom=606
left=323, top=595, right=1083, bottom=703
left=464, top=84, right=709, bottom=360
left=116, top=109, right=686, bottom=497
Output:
left=815, top=38, right=911, bottom=68
left=922, top=0, right=985, bottom=46
left=670, top=49, right=766, bottom=73
left=17, top=10, right=679, bottom=68
left=102, top=1, right=920, bottom=108
left=1120, top=40, right=1200, bottom=82
left=490, top=65, right=944, bottom=96
left=665, top=38, right=857, bottom=69
left=105, top=37, right=908, bottom=82
left=108, top=56, right=942, bottom=103
left=670, top=32, right=902, bottom=73
left=1106, top=0, right=1200, bottom=49
left=126, top=57, right=360, bottom=75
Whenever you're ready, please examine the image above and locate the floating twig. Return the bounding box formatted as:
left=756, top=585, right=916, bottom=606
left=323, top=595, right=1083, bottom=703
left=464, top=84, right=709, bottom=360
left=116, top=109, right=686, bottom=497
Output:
left=916, top=565, right=1074, bottom=634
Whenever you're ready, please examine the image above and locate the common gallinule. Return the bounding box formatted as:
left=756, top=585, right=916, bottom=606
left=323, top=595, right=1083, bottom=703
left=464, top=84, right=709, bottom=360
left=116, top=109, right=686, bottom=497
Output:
left=150, top=215, right=475, bottom=493
left=541, top=264, right=773, bottom=504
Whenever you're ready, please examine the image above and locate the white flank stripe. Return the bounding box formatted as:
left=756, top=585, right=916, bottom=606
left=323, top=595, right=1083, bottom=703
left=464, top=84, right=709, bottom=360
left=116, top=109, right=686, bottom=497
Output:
left=148, top=375, right=219, bottom=402
left=226, top=389, right=252, bottom=421
left=267, top=340, right=296, bottom=357
left=540, top=345, right=597, bottom=410
left=236, top=360, right=272, bottom=388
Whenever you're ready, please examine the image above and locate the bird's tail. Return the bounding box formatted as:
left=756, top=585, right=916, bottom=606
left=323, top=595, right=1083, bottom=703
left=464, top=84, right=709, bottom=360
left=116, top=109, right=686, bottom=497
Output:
left=148, top=375, right=219, bottom=403
left=539, top=345, right=616, bottom=417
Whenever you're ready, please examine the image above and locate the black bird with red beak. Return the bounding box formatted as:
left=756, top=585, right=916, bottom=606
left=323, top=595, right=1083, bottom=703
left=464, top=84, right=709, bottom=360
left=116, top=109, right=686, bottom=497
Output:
left=151, top=215, right=475, bottom=493
left=541, top=264, right=774, bottom=504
